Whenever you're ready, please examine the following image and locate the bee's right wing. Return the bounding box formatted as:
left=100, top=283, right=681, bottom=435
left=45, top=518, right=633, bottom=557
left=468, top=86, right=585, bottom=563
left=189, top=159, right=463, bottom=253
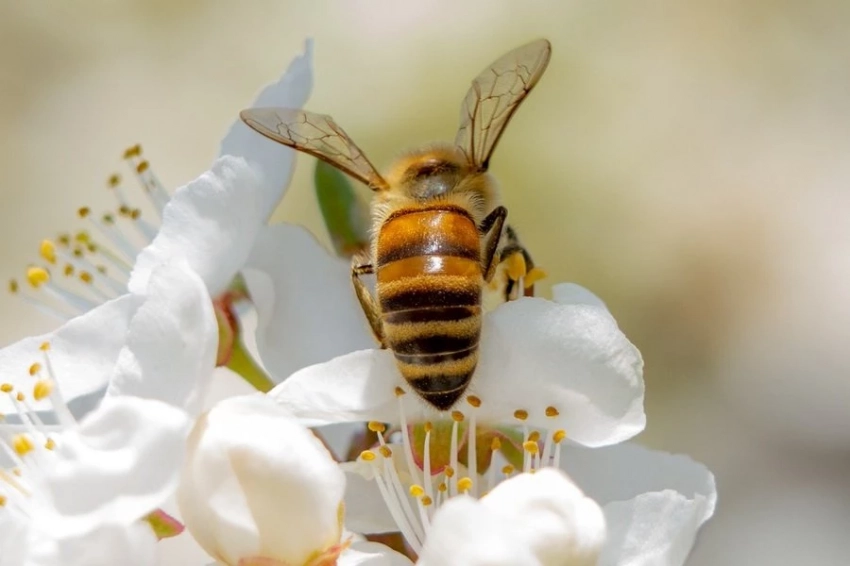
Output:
left=240, top=108, right=389, bottom=191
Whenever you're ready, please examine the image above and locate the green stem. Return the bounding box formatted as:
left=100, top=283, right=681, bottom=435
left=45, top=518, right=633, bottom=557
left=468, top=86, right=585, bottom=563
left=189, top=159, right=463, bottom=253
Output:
left=226, top=337, right=274, bottom=392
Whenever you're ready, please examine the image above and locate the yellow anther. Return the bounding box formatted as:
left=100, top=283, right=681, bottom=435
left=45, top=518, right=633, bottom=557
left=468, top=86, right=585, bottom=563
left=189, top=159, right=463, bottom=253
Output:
left=74, top=231, right=90, bottom=243
left=457, top=477, right=473, bottom=493
left=26, top=267, right=49, bottom=288
left=44, top=437, right=56, bottom=450
left=379, top=445, right=392, bottom=458
left=359, top=450, right=376, bottom=462
left=545, top=406, right=560, bottom=418
left=39, top=341, right=50, bottom=351
left=451, top=410, right=464, bottom=422
left=78, top=207, right=91, bottom=218
left=13, top=434, right=33, bottom=456
left=136, top=160, right=150, bottom=174
left=438, top=482, right=447, bottom=493
left=87, top=243, right=97, bottom=253
left=58, top=233, right=71, bottom=246
left=130, top=209, right=141, bottom=220
left=444, top=466, right=455, bottom=478
left=409, top=485, right=425, bottom=498
left=523, top=440, right=539, bottom=455
left=0, top=384, right=12, bottom=393
left=421, top=495, right=433, bottom=506
left=502, top=465, right=515, bottom=476
left=0, top=495, right=6, bottom=506
left=367, top=421, right=386, bottom=433
left=28, top=363, right=41, bottom=376
left=528, top=431, right=541, bottom=442
left=16, top=392, right=24, bottom=402
left=490, top=437, right=502, bottom=451
left=123, top=144, right=142, bottom=159
left=524, top=267, right=547, bottom=288
left=513, top=409, right=528, bottom=421
left=107, top=173, right=121, bottom=187
left=424, top=421, right=433, bottom=433
left=72, top=247, right=84, bottom=259
left=466, top=395, right=481, bottom=408
left=79, top=271, right=93, bottom=284
left=39, top=240, right=56, bottom=264
left=33, top=379, right=53, bottom=401
left=63, top=264, right=74, bottom=277
left=394, top=386, right=406, bottom=397
left=553, top=430, right=567, bottom=443
left=506, top=252, right=527, bottom=281
left=118, top=205, right=130, bottom=216
left=8, top=279, right=18, bottom=294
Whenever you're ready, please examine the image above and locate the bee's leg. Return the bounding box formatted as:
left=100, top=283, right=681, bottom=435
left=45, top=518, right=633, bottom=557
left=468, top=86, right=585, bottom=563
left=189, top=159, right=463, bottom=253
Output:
left=479, top=206, right=508, bottom=283
left=500, top=225, right=546, bottom=299
left=351, top=255, right=387, bottom=348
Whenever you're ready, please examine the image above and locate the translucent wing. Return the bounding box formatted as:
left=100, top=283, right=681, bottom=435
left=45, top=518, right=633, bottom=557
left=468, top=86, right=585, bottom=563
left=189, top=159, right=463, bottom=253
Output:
left=240, top=108, right=389, bottom=191
left=454, top=39, right=552, bottom=171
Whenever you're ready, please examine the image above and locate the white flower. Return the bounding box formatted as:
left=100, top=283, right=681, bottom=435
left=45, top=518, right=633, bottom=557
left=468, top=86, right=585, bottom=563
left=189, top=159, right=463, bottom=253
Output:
left=0, top=388, right=189, bottom=565
left=176, top=394, right=409, bottom=566
left=11, top=40, right=313, bottom=324
left=418, top=468, right=606, bottom=566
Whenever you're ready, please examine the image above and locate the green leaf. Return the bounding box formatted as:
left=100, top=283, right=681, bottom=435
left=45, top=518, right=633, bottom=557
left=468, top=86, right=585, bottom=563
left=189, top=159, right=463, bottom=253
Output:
left=314, top=160, right=371, bottom=257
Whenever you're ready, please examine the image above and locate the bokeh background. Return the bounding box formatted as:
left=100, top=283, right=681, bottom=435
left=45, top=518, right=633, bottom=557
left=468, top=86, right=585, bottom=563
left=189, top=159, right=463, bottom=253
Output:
left=2, top=1, right=850, bottom=563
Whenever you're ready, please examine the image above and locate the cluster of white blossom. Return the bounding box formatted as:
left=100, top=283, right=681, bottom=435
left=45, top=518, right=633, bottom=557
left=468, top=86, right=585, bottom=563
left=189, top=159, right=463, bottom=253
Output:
left=0, top=40, right=715, bottom=566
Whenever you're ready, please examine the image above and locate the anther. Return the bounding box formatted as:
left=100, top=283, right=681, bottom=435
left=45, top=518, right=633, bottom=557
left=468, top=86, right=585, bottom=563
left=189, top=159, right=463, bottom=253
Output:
left=444, top=466, right=455, bottom=478
left=0, top=384, right=12, bottom=393
left=528, top=431, right=541, bottom=442
left=136, top=160, right=150, bottom=174
left=523, top=441, right=539, bottom=455
left=553, top=430, right=567, bottom=443
left=130, top=209, right=141, bottom=220
left=360, top=450, right=376, bottom=462
left=545, top=406, right=560, bottom=417
left=13, top=434, right=33, bottom=456
left=451, top=411, right=464, bottom=423
left=0, top=495, right=6, bottom=506
left=379, top=445, right=392, bottom=458
left=438, top=482, right=447, bottom=493
left=123, top=144, right=142, bottom=159
left=33, top=379, right=53, bottom=401
left=502, top=465, right=515, bottom=476
left=39, top=240, right=56, bottom=264
left=457, top=477, right=473, bottom=493
left=423, top=421, right=433, bottom=433
left=44, top=438, right=56, bottom=450
left=26, top=267, right=50, bottom=288
left=394, top=386, right=406, bottom=397
left=466, top=395, right=481, bottom=408
left=421, top=496, right=433, bottom=507
left=368, top=421, right=386, bottom=433
left=28, top=363, right=40, bottom=376
left=8, top=279, right=18, bottom=294
left=409, top=485, right=425, bottom=498
left=490, top=437, right=501, bottom=451
left=63, top=264, right=74, bottom=277
left=524, top=267, right=547, bottom=288
left=108, top=173, right=121, bottom=187
left=513, top=409, right=529, bottom=421
left=79, top=271, right=93, bottom=284
left=78, top=207, right=91, bottom=218
left=16, top=392, right=24, bottom=402
left=39, top=342, right=50, bottom=351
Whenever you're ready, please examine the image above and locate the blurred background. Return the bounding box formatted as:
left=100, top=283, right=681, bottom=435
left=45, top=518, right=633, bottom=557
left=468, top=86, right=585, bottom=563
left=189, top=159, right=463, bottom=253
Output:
left=2, top=0, right=850, bottom=563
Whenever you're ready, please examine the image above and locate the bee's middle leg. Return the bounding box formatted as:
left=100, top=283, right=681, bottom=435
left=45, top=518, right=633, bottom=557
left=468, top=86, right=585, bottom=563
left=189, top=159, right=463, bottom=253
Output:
left=351, top=255, right=387, bottom=348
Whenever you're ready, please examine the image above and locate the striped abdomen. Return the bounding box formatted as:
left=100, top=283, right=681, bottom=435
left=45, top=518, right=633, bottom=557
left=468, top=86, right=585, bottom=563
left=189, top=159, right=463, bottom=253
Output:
left=376, top=206, right=483, bottom=410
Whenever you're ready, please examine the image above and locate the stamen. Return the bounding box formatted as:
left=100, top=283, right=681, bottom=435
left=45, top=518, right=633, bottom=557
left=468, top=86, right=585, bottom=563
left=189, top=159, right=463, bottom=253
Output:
left=39, top=241, right=56, bottom=265
left=502, top=465, right=514, bottom=478
left=124, top=145, right=170, bottom=215
left=552, top=430, right=567, bottom=469
left=545, top=406, right=559, bottom=417
left=368, top=421, right=387, bottom=433
left=449, top=417, right=460, bottom=496
left=12, top=435, right=33, bottom=456
left=32, top=380, right=52, bottom=401
left=457, top=477, right=473, bottom=494
left=422, top=422, right=433, bottom=503
left=465, top=397, right=478, bottom=497
left=396, top=393, right=421, bottom=489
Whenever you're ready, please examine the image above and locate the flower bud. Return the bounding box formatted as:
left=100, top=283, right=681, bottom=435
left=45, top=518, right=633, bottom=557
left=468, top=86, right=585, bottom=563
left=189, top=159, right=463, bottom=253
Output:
left=177, top=394, right=345, bottom=566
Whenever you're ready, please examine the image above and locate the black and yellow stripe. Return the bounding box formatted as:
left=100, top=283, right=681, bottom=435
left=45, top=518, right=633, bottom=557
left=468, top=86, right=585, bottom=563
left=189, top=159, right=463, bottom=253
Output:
left=376, top=205, right=484, bottom=410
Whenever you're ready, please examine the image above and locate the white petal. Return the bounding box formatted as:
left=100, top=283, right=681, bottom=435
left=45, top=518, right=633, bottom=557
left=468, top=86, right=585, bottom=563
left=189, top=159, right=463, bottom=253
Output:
left=472, top=297, right=645, bottom=446
left=26, top=521, right=159, bottom=566
left=107, top=260, right=218, bottom=415
left=243, top=224, right=374, bottom=382
left=177, top=394, right=345, bottom=566
left=551, top=282, right=610, bottom=311
left=38, top=396, right=190, bottom=537
left=272, top=297, right=645, bottom=447
left=339, top=541, right=414, bottom=566
left=129, top=156, right=264, bottom=297
left=342, top=472, right=398, bottom=534
left=419, top=470, right=605, bottom=566
left=560, top=443, right=716, bottom=566
left=219, top=40, right=313, bottom=221
left=0, top=295, right=138, bottom=414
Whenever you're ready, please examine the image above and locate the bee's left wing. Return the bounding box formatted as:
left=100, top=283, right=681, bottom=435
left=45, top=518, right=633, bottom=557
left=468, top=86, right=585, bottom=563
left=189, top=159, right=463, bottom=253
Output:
left=240, top=108, right=389, bottom=191
left=454, top=39, right=552, bottom=171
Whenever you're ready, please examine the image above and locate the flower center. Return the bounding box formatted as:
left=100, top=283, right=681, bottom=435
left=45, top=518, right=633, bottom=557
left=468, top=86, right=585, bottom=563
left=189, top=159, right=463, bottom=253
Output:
left=8, top=145, right=166, bottom=320
left=0, top=342, right=75, bottom=517
left=353, top=388, right=567, bottom=553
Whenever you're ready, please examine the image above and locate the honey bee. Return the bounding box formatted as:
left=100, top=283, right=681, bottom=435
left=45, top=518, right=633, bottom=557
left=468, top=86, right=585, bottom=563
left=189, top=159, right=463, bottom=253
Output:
left=241, top=39, right=551, bottom=410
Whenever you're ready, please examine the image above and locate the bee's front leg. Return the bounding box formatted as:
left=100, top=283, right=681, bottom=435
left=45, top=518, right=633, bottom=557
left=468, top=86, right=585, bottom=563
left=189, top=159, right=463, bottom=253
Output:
left=351, top=254, right=387, bottom=348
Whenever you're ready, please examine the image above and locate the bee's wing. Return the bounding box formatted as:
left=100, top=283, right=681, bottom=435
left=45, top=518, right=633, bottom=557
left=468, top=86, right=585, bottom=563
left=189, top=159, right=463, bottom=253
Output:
left=240, top=108, right=389, bottom=191
left=454, top=39, right=552, bottom=171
